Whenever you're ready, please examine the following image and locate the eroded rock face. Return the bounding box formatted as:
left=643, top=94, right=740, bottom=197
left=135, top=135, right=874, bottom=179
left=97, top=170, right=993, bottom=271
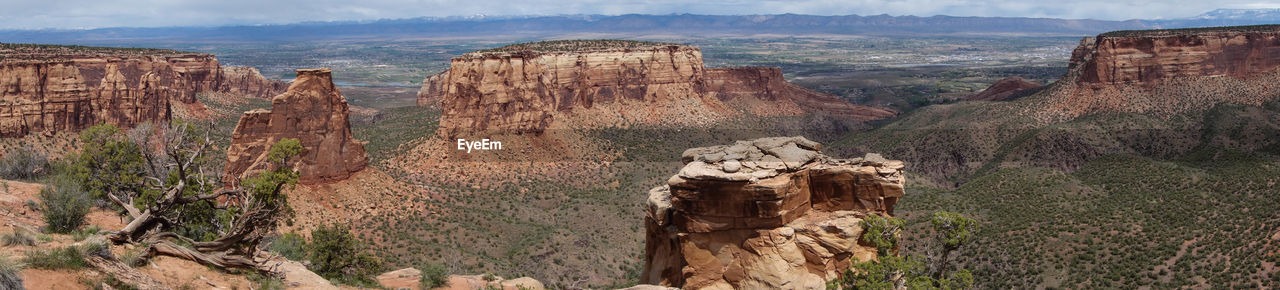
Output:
left=223, top=68, right=367, bottom=185
left=1040, top=26, right=1280, bottom=119
left=643, top=137, right=905, bottom=289
left=1076, top=29, right=1280, bottom=85
left=420, top=44, right=895, bottom=137
left=967, top=76, right=1042, bottom=101
left=219, top=66, right=290, bottom=100
left=0, top=46, right=286, bottom=138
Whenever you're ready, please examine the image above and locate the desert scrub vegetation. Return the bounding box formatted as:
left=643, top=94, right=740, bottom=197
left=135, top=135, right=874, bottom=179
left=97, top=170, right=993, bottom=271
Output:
left=2, top=229, right=36, bottom=246
left=828, top=212, right=977, bottom=289
left=420, top=262, right=449, bottom=288
left=266, top=232, right=307, bottom=261
left=22, top=242, right=109, bottom=270
left=0, top=145, right=50, bottom=180
left=307, top=224, right=384, bottom=286
left=351, top=106, right=441, bottom=164
left=896, top=148, right=1280, bottom=288
left=0, top=256, right=22, bottom=290
left=38, top=173, right=92, bottom=234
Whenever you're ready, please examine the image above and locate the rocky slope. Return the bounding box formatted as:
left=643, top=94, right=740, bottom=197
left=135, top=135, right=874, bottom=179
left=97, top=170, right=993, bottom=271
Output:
left=643, top=137, right=904, bottom=288
left=418, top=40, right=896, bottom=137
left=966, top=76, right=1042, bottom=101
left=831, top=25, right=1280, bottom=184
left=223, top=68, right=368, bottom=185
left=0, top=44, right=285, bottom=138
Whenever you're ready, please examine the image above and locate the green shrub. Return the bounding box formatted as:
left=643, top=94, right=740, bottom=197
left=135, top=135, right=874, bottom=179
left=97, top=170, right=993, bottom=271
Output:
left=38, top=175, right=91, bottom=234
left=267, top=233, right=307, bottom=261
left=0, top=146, right=50, bottom=180
left=247, top=271, right=285, bottom=290
left=0, top=256, right=23, bottom=290
left=71, top=225, right=100, bottom=242
left=306, top=224, right=382, bottom=285
left=420, top=262, right=449, bottom=288
left=23, top=245, right=87, bottom=270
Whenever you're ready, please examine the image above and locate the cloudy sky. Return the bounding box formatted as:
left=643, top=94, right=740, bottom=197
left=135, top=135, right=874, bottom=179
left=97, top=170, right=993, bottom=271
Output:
left=2, top=0, right=1277, bottom=29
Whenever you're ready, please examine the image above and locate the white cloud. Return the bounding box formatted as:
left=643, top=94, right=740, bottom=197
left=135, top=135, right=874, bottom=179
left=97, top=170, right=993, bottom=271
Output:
left=0, top=0, right=1271, bottom=29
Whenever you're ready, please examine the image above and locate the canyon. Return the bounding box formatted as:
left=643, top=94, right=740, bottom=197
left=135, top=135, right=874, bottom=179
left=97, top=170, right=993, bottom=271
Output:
left=0, top=44, right=285, bottom=138
left=643, top=136, right=904, bottom=288
left=418, top=40, right=896, bottom=137
left=223, top=68, right=368, bottom=185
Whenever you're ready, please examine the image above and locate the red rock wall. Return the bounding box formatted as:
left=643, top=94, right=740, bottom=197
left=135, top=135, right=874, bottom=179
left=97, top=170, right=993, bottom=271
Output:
left=1075, top=30, right=1280, bottom=85
left=0, top=53, right=285, bottom=138
left=1038, top=27, right=1280, bottom=120
left=223, top=68, right=367, bottom=185
left=219, top=66, right=290, bottom=100
left=419, top=45, right=896, bottom=137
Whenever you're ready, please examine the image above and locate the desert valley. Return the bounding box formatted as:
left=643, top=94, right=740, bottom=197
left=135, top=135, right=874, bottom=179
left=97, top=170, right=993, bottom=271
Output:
left=0, top=4, right=1279, bottom=290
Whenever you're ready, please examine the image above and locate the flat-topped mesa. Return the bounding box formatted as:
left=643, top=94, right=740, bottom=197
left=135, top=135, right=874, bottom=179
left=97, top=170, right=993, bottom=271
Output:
left=420, top=40, right=896, bottom=137
left=224, top=68, right=368, bottom=185
left=1040, top=25, right=1280, bottom=119
left=643, top=136, right=905, bottom=289
left=0, top=43, right=287, bottom=138
left=1073, top=25, right=1280, bottom=86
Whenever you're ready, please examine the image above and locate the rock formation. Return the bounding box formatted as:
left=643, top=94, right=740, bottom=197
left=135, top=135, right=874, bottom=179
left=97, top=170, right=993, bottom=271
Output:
left=418, top=41, right=896, bottom=137
left=0, top=44, right=286, bottom=138
left=1040, top=25, right=1280, bottom=119
left=219, top=66, right=290, bottom=100
left=1075, top=27, right=1280, bottom=85
left=643, top=136, right=905, bottom=289
left=966, top=76, right=1042, bottom=101
left=223, top=68, right=367, bottom=185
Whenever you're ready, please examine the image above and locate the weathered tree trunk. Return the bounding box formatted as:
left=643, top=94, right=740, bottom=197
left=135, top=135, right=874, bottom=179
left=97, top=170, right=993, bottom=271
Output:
left=148, top=240, right=260, bottom=270
left=85, top=255, right=170, bottom=290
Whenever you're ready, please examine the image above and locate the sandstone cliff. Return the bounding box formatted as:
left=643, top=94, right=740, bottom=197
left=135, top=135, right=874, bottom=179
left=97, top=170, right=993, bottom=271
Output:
left=1039, top=25, right=1280, bottom=119
left=643, top=136, right=905, bottom=289
left=418, top=41, right=896, bottom=137
left=0, top=44, right=286, bottom=137
left=224, top=68, right=368, bottom=185
left=966, top=76, right=1042, bottom=101
left=219, top=66, right=290, bottom=100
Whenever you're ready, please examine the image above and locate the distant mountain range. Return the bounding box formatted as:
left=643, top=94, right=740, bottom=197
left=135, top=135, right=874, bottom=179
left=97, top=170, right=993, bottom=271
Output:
left=2, top=9, right=1279, bottom=44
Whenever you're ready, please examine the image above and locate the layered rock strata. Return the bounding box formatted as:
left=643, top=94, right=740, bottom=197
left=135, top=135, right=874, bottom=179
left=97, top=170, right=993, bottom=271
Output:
left=0, top=45, right=285, bottom=137
left=643, top=136, right=905, bottom=289
left=223, top=68, right=367, bottom=185
left=1041, top=26, right=1280, bottom=119
left=419, top=42, right=896, bottom=137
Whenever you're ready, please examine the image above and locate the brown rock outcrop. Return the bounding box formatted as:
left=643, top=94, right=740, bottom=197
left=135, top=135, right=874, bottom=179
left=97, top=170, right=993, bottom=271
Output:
left=0, top=44, right=286, bottom=138
left=219, top=66, right=290, bottom=100
left=1040, top=26, right=1280, bottom=119
left=223, top=68, right=367, bottom=185
left=1076, top=27, right=1280, bottom=85
left=643, top=137, right=905, bottom=289
left=419, top=41, right=896, bottom=137
left=966, top=76, right=1042, bottom=101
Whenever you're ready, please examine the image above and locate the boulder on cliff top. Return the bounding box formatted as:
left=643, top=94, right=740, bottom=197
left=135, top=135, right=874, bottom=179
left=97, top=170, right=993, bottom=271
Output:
left=643, top=137, right=906, bottom=288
